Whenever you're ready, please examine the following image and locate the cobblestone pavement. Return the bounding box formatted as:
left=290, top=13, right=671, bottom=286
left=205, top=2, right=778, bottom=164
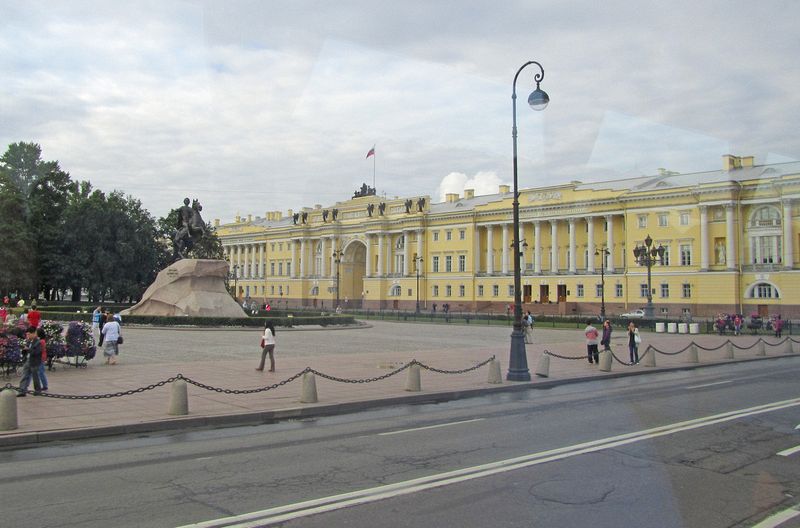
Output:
left=1, top=320, right=797, bottom=443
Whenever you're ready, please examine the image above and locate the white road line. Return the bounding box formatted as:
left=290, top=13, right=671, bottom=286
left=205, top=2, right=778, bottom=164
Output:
left=686, top=380, right=734, bottom=389
left=176, top=397, right=800, bottom=528
left=751, top=505, right=800, bottom=528
left=777, top=445, right=800, bottom=457
left=377, top=418, right=485, bottom=436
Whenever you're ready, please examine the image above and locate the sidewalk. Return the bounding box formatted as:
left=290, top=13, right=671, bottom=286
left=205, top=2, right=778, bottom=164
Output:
left=1, top=321, right=797, bottom=446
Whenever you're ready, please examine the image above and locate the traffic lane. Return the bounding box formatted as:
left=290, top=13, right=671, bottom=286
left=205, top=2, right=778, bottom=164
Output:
left=230, top=406, right=800, bottom=528
left=2, top=362, right=799, bottom=527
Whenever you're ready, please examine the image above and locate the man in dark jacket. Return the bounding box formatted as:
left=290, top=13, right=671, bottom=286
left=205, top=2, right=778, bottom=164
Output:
left=18, top=326, right=43, bottom=396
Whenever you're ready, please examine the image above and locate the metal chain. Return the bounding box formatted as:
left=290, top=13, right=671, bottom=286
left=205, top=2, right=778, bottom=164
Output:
left=609, top=350, right=637, bottom=366
left=416, top=356, right=496, bottom=374
left=648, top=342, right=694, bottom=356
left=309, top=363, right=413, bottom=384
left=729, top=340, right=761, bottom=351
left=8, top=376, right=181, bottom=400
left=543, top=349, right=586, bottom=360
left=181, top=369, right=310, bottom=394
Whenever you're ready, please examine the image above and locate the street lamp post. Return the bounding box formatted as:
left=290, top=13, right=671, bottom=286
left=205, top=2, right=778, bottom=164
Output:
left=595, top=247, right=610, bottom=319
left=229, top=264, right=239, bottom=301
left=414, top=256, right=424, bottom=313
left=508, top=60, right=549, bottom=382
left=633, top=234, right=665, bottom=318
left=333, top=248, right=344, bottom=310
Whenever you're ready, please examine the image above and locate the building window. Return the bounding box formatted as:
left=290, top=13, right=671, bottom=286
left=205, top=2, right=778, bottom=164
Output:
left=270, top=262, right=275, bottom=275
left=445, top=285, right=452, bottom=297
left=680, top=244, right=692, bottom=266
left=432, top=256, right=439, bottom=273
left=680, top=212, right=689, bottom=226
left=279, top=242, right=284, bottom=251
left=390, top=285, right=401, bottom=296
left=576, top=284, right=584, bottom=297
left=658, top=213, right=668, bottom=227
left=445, top=256, right=452, bottom=272
left=459, top=229, right=466, bottom=240
left=432, top=285, right=439, bottom=297
left=459, top=285, right=465, bottom=297
left=595, top=284, right=603, bottom=297
left=640, top=283, right=649, bottom=298
left=270, top=285, right=275, bottom=294
left=433, top=231, right=439, bottom=241
left=751, top=206, right=781, bottom=227
left=749, top=282, right=779, bottom=299
left=493, top=285, right=499, bottom=297
left=286, top=262, right=291, bottom=276
left=446, top=231, right=452, bottom=241
left=615, top=284, right=623, bottom=297
left=662, top=245, right=670, bottom=266
left=508, top=285, right=514, bottom=297
left=458, top=255, right=466, bottom=272
left=478, top=285, right=484, bottom=296
left=682, top=283, right=692, bottom=298
left=638, top=215, right=647, bottom=228
left=278, top=262, right=283, bottom=275
left=660, top=283, right=669, bottom=298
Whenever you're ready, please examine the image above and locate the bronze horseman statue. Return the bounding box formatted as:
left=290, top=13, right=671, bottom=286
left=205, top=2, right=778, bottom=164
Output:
left=173, top=197, right=207, bottom=260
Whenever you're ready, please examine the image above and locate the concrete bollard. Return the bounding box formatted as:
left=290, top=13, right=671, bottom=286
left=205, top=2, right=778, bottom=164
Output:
left=756, top=339, right=766, bottom=356
left=488, top=359, right=503, bottom=383
left=642, top=346, right=656, bottom=367
left=168, top=379, right=189, bottom=415
left=687, top=344, right=699, bottom=363
left=724, top=341, right=734, bottom=359
left=300, top=372, right=318, bottom=403
left=598, top=349, right=613, bottom=372
left=535, top=355, right=550, bottom=378
left=0, top=388, right=19, bottom=431
left=785, top=339, right=794, bottom=355
left=405, top=364, right=421, bottom=392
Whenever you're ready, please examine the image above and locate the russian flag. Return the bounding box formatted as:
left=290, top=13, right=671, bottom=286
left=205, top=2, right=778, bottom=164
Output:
left=366, top=145, right=375, bottom=158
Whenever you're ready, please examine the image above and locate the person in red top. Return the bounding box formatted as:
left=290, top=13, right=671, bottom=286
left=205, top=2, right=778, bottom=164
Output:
left=27, top=306, right=41, bottom=328
left=36, top=327, right=49, bottom=391
left=0, top=305, right=7, bottom=323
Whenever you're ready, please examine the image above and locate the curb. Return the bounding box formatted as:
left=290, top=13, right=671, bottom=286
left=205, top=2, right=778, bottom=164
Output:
left=1, top=353, right=796, bottom=448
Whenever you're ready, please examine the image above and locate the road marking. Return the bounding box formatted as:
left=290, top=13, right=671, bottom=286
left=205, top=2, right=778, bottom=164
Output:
left=686, top=380, right=734, bottom=389
left=177, top=397, right=800, bottom=528
left=751, top=505, right=800, bottom=528
left=777, top=445, right=800, bottom=457
left=377, top=418, right=485, bottom=436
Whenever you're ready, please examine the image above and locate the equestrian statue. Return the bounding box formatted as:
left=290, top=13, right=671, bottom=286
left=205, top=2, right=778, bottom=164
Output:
left=173, top=197, right=207, bottom=260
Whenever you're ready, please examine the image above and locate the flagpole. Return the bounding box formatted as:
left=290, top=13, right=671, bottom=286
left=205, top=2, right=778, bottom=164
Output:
left=373, top=151, right=376, bottom=191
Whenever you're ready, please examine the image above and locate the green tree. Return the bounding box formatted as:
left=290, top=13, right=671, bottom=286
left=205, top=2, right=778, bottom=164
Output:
left=0, top=171, right=36, bottom=295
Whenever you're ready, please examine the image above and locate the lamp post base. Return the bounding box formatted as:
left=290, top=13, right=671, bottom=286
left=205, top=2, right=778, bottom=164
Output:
left=507, top=328, right=531, bottom=381
left=644, top=303, right=655, bottom=318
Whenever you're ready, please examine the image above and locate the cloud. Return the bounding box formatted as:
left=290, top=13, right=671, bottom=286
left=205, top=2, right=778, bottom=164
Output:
left=437, top=171, right=504, bottom=202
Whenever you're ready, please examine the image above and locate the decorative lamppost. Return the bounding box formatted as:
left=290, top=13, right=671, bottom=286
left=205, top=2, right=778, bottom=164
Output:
left=414, top=255, right=424, bottom=313
left=229, top=264, right=239, bottom=300
left=508, top=60, right=549, bottom=382
left=595, top=246, right=610, bottom=319
left=333, top=248, right=344, bottom=310
left=632, top=234, right=665, bottom=318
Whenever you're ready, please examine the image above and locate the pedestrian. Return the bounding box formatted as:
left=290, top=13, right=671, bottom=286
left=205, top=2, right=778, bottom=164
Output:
left=101, top=313, right=121, bottom=365
left=523, top=311, right=533, bottom=343
left=18, top=326, right=43, bottom=396
left=628, top=321, right=640, bottom=364
left=601, top=320, right=613, bottom=352
left=733, top=314, right=742, bottom=336
left=98, top=309, right=108, bottom=346
left=27, top=305, right=41, bottom=329
left=91, top=306, right=102, bottom=344
left=36, top=326, right=49, bottom=391
left=774, top=315, right=784, bottom=338
left=19, top=308, right=29, bottom=325
left=0, top=305, right=7, bottom=323
left=584, top=320, right=600, bottom=364
left=256, top=321, right=276, bottom=372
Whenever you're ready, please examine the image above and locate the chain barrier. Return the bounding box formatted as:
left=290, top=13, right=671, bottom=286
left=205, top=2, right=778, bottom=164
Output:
left=543, top=349, right=585, bottom=361
left=647, top=342, right=694, bottom=356
left=693, top=341, right=727, bottom=352
left=3, top=356, right=498, bottom=399
left=729, top=339, right=762, bottom=351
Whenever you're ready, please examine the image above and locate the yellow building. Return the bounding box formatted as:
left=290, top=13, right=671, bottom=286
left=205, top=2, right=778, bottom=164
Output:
left=215, top=155, right=800, bottom=319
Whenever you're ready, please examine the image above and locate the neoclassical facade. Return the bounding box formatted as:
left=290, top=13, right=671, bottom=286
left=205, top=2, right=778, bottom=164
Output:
left=215, top=155, right=800, bottom=318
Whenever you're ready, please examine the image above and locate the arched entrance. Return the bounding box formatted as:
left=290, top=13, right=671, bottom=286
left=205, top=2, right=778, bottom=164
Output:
left=340, top=240, right=366, bottom=308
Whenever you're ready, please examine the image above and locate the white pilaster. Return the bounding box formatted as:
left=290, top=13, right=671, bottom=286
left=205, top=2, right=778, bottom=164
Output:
left=365, top=235, right=372, bottom=278
left=534, top=221, right=542, bottom=274
left=378, top=235, right=384, bottom=276
left=290, top=240, right=297, bottom=278
left=725, top=204, right=736, bottom=269
left=403, top=231, right=410, bottom=277
left=605, top=215, right=615, bottom=273
left=587, top=217, right=595, bottom=273
left=700, top=205, right=709, bottom=270
left=568, top=218, right=577, bottom=273
left=784, top=199, right=794, bottom=268
left=502, top=223, right=509, bottom=274
left=486, top=225, right=494, bottom=274
left=550, top=220, right=558, bottom=273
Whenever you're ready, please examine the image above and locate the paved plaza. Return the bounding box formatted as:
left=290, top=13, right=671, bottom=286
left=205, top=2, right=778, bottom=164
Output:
left=1, top=320, right=797, bottom=445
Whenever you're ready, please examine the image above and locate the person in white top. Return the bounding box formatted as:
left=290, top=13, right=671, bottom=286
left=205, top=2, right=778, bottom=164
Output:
left=256, top=321, right=277, bottom=372
left=101, top=315, right=121, bottom=365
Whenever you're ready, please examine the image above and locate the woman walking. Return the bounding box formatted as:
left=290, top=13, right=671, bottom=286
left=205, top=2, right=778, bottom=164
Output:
left=601, top=320, right=613, bottom=352
left=101, top=314, right=121, bottom=365
left=256, top=321, right=276, bottom=372
left=627, top=321, right=640, bottom=364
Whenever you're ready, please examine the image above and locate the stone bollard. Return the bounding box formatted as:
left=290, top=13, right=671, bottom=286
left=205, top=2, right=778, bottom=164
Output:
left=0, top=388, right=19, bottom=431
left=785, top=339, right=794, bottom=355
left=488, top=359, right=503, bottom=384
left=598, top=349, right=613, bottom=372
left=687, top=344, right=699, bottom=363
left=168, top=379, right=189, bottom=415
left=756, top=339, right=766, bottom=356
left=724, top=341, right=734, bottom=359
left=642, top=346, right=656, bottom=367
left=535, top=355, right=550, bottom=378
left=300, top=372, right=318, bottom=403
left=405, top=364, right=421, bottom=392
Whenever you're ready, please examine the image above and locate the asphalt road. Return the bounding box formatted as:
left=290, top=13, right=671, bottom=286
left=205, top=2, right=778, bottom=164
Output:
left=2, top=358, right=799, bottom=528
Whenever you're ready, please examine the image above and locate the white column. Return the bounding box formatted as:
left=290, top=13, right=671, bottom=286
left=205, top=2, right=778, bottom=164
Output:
left=502, top=223, right=509, bottom=274
left=290, top=240, right=298, bottom=278
left=474, top=227, right=481, bottom=272
left=378, top=235, right=384, bottom=276
left=235, top=245, right=242, bottom=276
left=259, top=243, right=265, bottom=278
left=241, top=245, right=249, bottom=278
left=783, top=199, right=794, bottom=268
left=486, top=225, right=494, bottom=274
left=300, top=239, right=308, bottom=278
left=365, top=235, right=372, bottom=278
left=605, top=215, right=615, bottom=273
left=534, top=221, right=542, bottom=274
left=568, top=218, right=577, bottom=273
left=550, top=220, right=558, bottom=272
left=699, top=205, right=709, bottom=270
left=725, top=204, right=736, bottom=269
left=403, top=231, right=410, bottom=276
left=321, top=237, right=329, bottom=277
left=250, top=244, right=257, bottom=278
left=587, top=217, right=595, bottom=273
left=417, top=229, right=424, bottom=267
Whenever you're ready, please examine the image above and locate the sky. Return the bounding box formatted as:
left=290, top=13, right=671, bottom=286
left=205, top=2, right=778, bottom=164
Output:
left=1, top=0, right=799, bottom=224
